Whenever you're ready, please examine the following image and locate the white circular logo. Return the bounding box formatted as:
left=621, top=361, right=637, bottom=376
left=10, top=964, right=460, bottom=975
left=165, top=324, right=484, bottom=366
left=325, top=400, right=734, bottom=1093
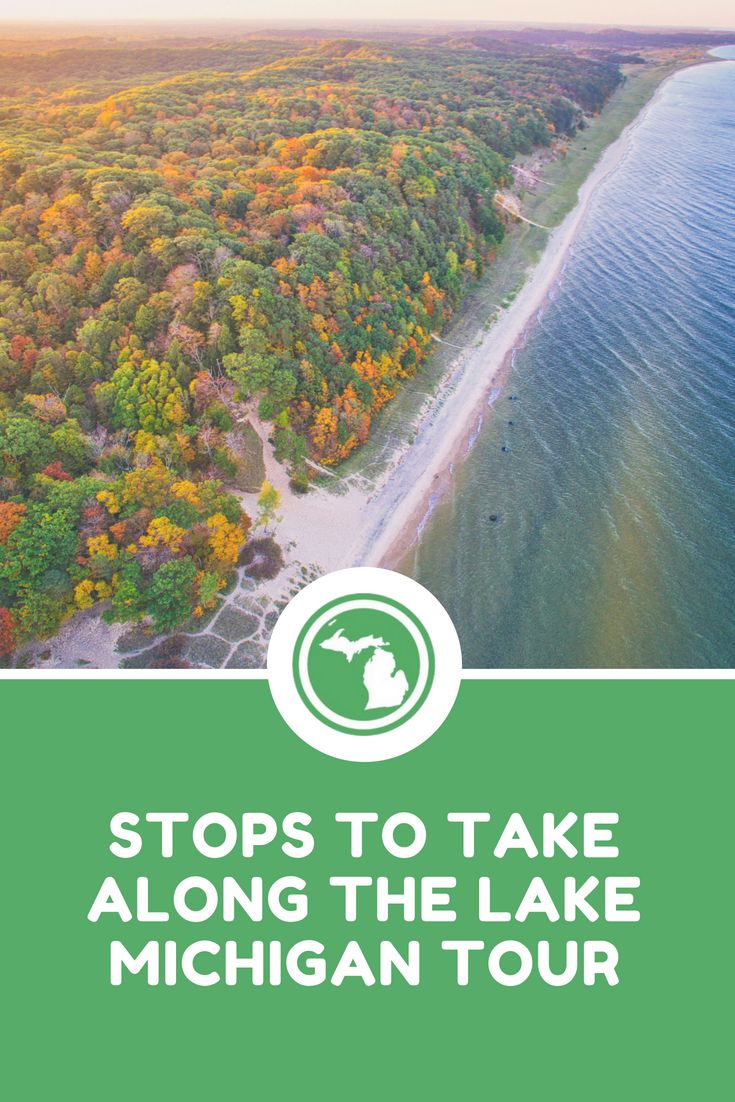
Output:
left=267, top=568, right=462, bottom=761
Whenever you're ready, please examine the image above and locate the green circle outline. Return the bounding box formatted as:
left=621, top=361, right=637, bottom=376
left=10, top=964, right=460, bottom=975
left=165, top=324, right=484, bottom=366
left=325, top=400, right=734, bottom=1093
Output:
left=292, top=593, right=436, bottom=736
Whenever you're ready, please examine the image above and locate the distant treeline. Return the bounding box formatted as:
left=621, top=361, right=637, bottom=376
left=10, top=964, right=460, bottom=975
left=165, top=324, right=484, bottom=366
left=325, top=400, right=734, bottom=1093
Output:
left=0, top=41, right=298, bottom=98
left=489, top=27, right=734, bottom=48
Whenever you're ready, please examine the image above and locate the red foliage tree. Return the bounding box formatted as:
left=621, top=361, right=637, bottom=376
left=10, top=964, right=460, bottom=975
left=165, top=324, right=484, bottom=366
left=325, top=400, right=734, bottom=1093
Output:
left=0, top=607, right=15, bottom=658
left=41, top=461, right=73, bottom=481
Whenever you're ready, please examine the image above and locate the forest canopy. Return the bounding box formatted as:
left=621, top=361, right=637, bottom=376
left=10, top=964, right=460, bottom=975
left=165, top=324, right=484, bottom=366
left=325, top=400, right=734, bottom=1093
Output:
left=0, top=33, right=622, bottom=654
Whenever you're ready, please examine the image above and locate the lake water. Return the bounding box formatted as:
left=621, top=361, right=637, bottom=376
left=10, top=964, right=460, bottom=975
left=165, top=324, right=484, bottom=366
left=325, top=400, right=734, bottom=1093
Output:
left=404, top=54, right=735, bottom=668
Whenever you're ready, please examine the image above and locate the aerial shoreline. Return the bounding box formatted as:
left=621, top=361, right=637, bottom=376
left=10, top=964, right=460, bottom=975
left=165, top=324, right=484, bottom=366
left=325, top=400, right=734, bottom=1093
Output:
left=364, top=80, right=665, bottom=571
left=8, top=57, right=706, bottom=670
left=269, top=61, right=695, bottom=580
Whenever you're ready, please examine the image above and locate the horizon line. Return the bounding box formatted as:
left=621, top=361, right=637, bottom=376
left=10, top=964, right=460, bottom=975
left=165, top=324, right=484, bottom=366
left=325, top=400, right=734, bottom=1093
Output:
left=1, top=18, right=734, bottom=33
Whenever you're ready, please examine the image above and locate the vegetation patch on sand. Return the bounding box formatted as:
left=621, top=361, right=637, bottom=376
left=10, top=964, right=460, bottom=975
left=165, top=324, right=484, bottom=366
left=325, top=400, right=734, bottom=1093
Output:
left=240, top=537, right=285, bottom=581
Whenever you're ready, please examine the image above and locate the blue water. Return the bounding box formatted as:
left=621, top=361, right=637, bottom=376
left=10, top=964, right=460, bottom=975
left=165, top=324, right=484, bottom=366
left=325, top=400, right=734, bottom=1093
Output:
left=406, top=56, right=735, bottom=668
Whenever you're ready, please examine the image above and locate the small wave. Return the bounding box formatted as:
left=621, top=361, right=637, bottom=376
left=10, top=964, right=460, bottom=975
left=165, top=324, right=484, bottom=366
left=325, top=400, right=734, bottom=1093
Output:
left=467, top=413, right=485, bottom=452
left=416, top=490, right=443, bottom=539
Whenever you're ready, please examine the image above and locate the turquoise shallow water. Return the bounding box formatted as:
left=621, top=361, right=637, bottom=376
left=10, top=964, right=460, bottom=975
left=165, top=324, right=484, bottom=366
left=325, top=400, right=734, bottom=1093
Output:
left=405, top=55, right=735, bottom=668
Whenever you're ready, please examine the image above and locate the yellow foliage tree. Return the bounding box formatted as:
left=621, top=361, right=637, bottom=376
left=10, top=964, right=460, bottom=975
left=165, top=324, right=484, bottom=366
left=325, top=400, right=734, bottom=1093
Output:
left=121, top=461, right=173, bottom=511
left=310, top=406, right=339, bottom=459
left=87, top=533, right=118, bottom=560
left=96, top=489, right=120, bottom=515
left=74, top=579, right=95, bottom=610
left=171, top=480, right=201, bottom=507
left=207, top=512, right=246, bottom=567
left=139, top=516, right=186, bottom=554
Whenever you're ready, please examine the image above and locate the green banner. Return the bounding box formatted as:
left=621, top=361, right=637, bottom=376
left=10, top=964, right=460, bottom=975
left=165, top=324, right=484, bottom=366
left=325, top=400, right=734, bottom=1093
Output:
left=5, top=677, right=730, bottom=1098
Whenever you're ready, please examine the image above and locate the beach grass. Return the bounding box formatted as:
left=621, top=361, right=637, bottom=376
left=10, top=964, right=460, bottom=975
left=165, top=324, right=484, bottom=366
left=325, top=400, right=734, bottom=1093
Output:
left=234, top=419, right=267, bottom=493
left=528, top=61, right=693, bottom=228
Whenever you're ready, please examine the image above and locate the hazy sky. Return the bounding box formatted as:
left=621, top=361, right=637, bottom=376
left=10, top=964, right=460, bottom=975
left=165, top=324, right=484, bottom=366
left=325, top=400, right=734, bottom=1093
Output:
left=0, top=2, right=733, bottom=31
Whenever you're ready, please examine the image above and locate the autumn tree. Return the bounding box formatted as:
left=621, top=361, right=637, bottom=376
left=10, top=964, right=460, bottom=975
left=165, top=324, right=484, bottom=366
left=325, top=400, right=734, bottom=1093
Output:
left=255, top=480, right=283, bottom=534
left=0, top=502, right=27, bottom=545
left=0, top=607, right=15, bottom=658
